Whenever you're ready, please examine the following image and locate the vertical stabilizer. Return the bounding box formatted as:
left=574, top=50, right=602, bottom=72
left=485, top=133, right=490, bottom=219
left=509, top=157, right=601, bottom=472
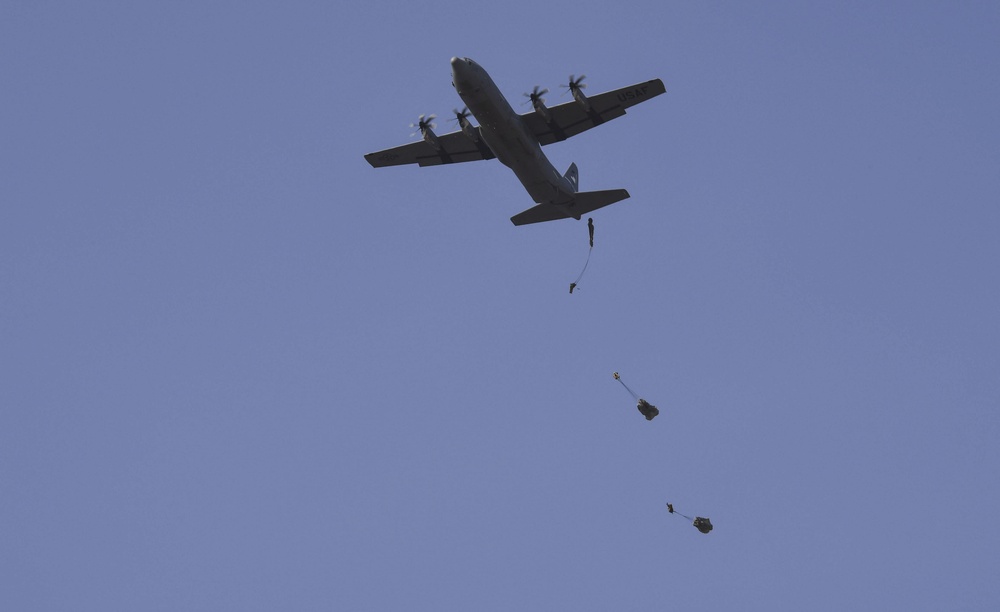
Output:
left=564, top=162, right=579, bottom=192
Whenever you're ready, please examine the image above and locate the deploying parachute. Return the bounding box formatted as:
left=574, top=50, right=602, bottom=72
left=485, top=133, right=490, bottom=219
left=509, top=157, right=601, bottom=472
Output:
left=667, top=503, right=713, bottom=534
left=613, top=372, right=659, bottom=420
left=569, top=218, right=596, bottom=294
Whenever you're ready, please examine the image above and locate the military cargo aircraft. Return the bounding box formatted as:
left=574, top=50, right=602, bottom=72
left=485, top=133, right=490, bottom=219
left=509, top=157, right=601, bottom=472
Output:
left=364, top=57, right=665, bottom=225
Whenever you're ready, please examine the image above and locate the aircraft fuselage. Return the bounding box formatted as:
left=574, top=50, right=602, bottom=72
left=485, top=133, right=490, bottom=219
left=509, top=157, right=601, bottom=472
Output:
left=450, top=57, right=575, bottom=205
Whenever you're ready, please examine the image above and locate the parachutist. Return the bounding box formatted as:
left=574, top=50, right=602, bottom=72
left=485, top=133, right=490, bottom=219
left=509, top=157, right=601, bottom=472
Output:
left=570, top=218, right=595, bottom=293
left=667, top=503, right=712, bottom=534
left=614, top=372, right=659, bottom=421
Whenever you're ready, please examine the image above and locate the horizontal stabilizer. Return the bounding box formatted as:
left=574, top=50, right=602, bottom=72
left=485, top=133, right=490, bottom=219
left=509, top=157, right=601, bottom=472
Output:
left=510, top=189, right=630, bottom=226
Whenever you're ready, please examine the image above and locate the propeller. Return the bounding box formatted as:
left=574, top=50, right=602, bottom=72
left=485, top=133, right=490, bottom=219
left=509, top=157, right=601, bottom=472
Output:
left=522, top=85, right=549, bottom=105
left=562, top=74, right=587, bottom=94
left=409, top=113, right=437, bottom=137
left=449, top=107, right=471, bottom=123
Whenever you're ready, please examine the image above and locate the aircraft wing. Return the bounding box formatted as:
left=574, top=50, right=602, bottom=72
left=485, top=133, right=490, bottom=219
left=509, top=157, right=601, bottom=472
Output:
left=521, top=78, right=666, bottom=146
left=364, top=128, right=495, bottom=168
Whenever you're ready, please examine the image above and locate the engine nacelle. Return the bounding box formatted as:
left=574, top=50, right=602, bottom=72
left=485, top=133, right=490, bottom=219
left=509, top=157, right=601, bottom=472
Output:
left=571, top=87, right=591, bottom=112
left=532, top=97, right=551, bottom=122
left=421, top=127, right=441, bottom=151
left=565, top=76, right=591, bottom=112
left=457, top=115, right=478, bottom=142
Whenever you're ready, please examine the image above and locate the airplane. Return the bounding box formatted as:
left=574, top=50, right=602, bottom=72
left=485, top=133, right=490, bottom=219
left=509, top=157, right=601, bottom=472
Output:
left=364, top=57, right=666, bottom=225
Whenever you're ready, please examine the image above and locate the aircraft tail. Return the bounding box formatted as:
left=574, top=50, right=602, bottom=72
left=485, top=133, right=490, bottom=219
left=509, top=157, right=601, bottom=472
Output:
left=510, top=189, right=630, bottom=226
left=564, top=162, right=579, bottom=192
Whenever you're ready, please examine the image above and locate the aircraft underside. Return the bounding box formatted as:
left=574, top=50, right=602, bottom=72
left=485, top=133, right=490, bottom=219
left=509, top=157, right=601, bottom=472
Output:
left=364, top=57, right=665, bottom=225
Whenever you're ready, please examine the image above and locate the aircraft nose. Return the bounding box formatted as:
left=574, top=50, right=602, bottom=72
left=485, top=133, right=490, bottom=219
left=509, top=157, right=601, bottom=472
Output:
left=450, top=57, right=466, bottom=80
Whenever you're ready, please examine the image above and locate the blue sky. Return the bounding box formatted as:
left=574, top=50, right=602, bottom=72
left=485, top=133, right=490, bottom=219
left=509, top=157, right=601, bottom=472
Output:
left=2, top=1, right=998, bottom=610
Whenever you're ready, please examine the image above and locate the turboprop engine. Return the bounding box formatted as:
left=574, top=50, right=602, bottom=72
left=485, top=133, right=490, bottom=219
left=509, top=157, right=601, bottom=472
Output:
left=409, top=114, right=440, bottom=151
left=564, top=75, right=590, bottom=112
left=523, top=85, right=551, bottom=122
